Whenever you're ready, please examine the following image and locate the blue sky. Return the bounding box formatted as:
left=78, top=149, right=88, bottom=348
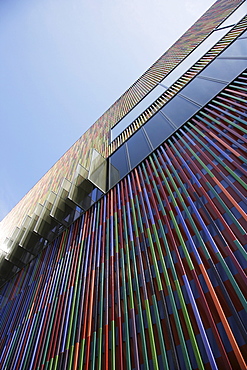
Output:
left=0, top=0, right=215, bottom=220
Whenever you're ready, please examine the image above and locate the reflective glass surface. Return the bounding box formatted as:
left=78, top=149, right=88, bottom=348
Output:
left=239, top=30, right=247, bottom=39
left=159, top=28, right=230, bottom=89
left=127, top=128, right=151, bottom=169
left=161, top=95, right=199, bottom=127
left=143, top=112, right=175, bottom=149
left=111, top=85, right=166, bottom=141
left=200, top=58, right=247, bottom=82
left=181, top=77, right=226, bottom=106
left=90, top=188, right=103, bottom=202
left=219, top=38, right=247, bottom=58
left=109, top=144, right=129, bottom=186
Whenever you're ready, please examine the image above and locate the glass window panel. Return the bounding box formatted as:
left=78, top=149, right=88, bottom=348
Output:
left=200, top=58, right=247, bottom=82
left=160, top=28, right=230, bottom=89
left=111, top=84, right=166, bottom=141
left=219, top=38, right=247, bottom=58
left=110, top=1, right=247, bottom=144
left=90, top=188, right=103, bottom=202
left=239, top=30, right=247, bottom=39
left=109, top=144, right=129, bottom=187
left=181, top=77, right=226, bottom=106
left=127, top=129, right=151, bottom=169
left=143, top=112, right=175, bottom=149
left=161, top=95, right=199, bottom=127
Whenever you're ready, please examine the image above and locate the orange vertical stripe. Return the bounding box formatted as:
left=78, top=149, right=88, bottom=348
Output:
left=200, top=264, right=246, bottom=369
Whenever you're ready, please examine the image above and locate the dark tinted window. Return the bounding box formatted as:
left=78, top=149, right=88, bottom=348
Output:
left=127, top=128, right=151, bottom=169
left=143, top=112, right=175, bottom=149
left=181, top=77, right=226, bottom=106
left=109, top=144, right=129, bottom=186
left=200, top=58, right=247, bottom=82
left=161, top=95, right=199, bottom=127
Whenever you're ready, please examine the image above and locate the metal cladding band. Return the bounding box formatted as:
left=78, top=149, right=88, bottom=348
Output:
left=0, top=71, right=246, bottom=369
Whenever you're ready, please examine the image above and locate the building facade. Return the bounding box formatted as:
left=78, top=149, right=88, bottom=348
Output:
left=0, top=0, right=247, bottom=369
